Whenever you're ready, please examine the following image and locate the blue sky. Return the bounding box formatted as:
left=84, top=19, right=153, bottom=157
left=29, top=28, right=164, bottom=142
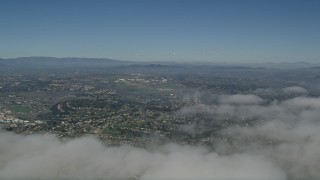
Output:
left=0, top=0, right=319, bottom=62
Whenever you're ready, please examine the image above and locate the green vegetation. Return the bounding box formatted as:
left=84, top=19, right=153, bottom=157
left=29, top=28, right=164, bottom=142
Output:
left=163, top=82, right=183, bottom=89
left=10, top=105, right=32, bottom=113
left=134, top=120, right=145, bottom=127
left=103, top=127, right=121, bottom=135
left=122, top=121, right=145, bottom=129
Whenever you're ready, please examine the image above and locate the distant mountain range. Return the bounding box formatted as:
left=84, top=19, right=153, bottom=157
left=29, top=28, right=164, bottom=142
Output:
left=0, top=57, right=134, bottom=68
left=0, top=57, right=319, bottom=69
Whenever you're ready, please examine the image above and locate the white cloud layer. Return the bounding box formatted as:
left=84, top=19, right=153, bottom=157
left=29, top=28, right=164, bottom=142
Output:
left=283, top=86, right=308, bottom=95
left=0, top=131, right=286, bottom=180
left=1, top=95, right=320, bottom=180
